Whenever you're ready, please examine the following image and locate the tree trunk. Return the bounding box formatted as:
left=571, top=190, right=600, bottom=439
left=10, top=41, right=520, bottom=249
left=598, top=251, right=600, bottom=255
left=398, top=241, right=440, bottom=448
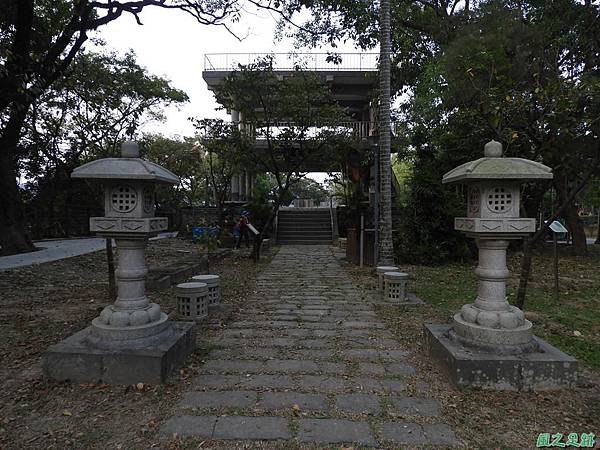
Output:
left=515, top=239, right=533, bottom=309
left=563, top=201, right=587, bottom=255
left=595, top=210, right=600, bottom=244
left=216, top=192, right=227, bottom=229
left=554, top=171, right=587, bottom=256
left=0, top=110, right=35, bottom=255
left=378, top=0, right=394, bottom=265
left=252, top=205, right=278, bottom=262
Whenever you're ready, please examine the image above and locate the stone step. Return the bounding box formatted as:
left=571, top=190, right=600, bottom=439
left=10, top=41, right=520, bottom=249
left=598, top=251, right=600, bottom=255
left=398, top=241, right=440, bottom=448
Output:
left=277, top=240, right=332, bottom=245
left=277, top=220, right=331, bottom=226
left=177, top=390, right=439, bottom=417
left=206, top=346, right=409, bottom=362
left=276, top=223, right=332, bottom=229
left=278, top=215, right=330, bottom=219
left=161, top=244, right=458, bottom=449
left=278, top=216, right=330, bottom=221
left=277, top=232, right=332, bottom=239
left=279, top=210, right=331, bottom=215
left=199, top=358, right=416, bottom=377
left=277, top=227, right=331, bottom=232
left=160, top=415, right=458, bottom=447
left=191, top=374, right=411, bottom=394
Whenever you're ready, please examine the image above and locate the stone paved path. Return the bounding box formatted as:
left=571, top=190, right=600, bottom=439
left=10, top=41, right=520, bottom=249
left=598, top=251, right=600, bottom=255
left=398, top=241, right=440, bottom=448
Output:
left=162, top=245, right=458, bottom=448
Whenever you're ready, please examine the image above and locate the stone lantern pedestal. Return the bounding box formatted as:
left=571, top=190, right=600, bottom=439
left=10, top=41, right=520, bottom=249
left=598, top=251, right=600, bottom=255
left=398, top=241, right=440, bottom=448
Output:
left=43, top=142, right=195, bottom=384
left=425, top=141, right=577, bottom=390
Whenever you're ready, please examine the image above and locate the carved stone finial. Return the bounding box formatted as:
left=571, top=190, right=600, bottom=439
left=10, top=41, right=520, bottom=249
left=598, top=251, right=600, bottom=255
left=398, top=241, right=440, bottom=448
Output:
left=484, top=140, right=503, bottom=157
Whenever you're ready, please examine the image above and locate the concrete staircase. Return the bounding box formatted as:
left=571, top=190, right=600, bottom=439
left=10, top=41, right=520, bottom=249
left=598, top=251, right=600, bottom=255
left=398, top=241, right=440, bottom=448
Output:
left=276, top=208, right=332, bottom=245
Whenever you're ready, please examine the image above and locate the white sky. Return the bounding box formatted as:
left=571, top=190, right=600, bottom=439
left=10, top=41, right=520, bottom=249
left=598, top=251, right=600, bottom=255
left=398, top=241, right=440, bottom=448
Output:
left=95, top=7, right=362, bottom=136
left=94, top=7, right=367, bottom=184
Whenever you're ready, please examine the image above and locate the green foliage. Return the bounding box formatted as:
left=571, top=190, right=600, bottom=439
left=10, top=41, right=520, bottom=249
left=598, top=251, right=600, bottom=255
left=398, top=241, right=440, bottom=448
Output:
left=191, top=118, right=249, bottom=223
left=276, top=0, right=600, bottom=263
left=20, top=48, right=188, bottom=237
left=394, top=144, right=472, bottom=265
left=195, top=232, right=219, bottom=253
left=289, top=177, right=328, bottom=204
left=23, top=49, right=188, bottom=176
left=585, top=179, right=600, bottom=209
left=391, top=153, right=413, bottom=207
left=0, top=0, right=246, bottom=253
left=140, top=134, right=204, bottom=208
left=213, top=58, right=355, bottom=260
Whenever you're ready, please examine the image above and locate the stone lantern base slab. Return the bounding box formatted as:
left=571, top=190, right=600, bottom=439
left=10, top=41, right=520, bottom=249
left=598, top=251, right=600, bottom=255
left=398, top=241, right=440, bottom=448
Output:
left=43, top=321, right=195, bottom=385
left=424, top=324, right=577, bottom=391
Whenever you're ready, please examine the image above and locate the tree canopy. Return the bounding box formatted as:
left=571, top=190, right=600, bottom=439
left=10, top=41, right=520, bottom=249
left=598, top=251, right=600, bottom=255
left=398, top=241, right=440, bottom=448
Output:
left=0, top=0, right=247, bottom=254
left=275, top=0, right=600, bottom=261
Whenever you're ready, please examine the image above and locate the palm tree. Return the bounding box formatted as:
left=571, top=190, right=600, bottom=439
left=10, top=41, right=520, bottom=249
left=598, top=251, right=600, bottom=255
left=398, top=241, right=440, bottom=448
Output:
left=378, top=0, right=394, bottom=264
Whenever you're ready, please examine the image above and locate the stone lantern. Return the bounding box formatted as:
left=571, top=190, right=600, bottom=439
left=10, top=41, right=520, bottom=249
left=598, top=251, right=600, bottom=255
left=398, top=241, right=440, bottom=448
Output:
left=425, top=140, right=577, bottom=390
left=43, top=141, right=195, bottom=384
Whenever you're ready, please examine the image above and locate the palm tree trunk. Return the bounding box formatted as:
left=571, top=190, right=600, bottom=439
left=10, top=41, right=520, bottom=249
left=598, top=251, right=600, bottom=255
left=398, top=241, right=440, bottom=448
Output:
left=378, top=0, right=394, bottom=265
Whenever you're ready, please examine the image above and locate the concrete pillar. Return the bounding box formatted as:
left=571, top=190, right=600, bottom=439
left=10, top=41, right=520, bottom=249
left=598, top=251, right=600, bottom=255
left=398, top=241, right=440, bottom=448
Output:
left=231, top=110, right=239, bottom=124
left=231, top=174, right=239, bottom=200
left=240, top=172, right=246, bottom=200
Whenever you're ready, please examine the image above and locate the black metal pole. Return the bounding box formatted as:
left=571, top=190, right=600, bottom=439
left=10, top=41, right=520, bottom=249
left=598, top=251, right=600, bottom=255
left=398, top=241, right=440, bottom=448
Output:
left=553, top=232, right=559, bottom=301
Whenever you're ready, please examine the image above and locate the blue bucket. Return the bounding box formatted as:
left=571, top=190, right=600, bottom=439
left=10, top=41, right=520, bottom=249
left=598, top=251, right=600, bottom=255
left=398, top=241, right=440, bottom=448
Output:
left=192, top=226, right=219, bottom=238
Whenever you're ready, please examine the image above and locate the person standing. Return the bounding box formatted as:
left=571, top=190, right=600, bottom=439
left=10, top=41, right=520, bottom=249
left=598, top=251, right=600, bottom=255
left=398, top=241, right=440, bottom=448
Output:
left=235, top=211, right=250, bottom=249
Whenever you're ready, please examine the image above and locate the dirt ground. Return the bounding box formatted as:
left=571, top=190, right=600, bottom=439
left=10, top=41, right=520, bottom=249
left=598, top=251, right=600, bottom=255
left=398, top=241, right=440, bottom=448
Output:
left=0, top=238, right=267, bottom=450
left=0, top=239, right=598, bottom=450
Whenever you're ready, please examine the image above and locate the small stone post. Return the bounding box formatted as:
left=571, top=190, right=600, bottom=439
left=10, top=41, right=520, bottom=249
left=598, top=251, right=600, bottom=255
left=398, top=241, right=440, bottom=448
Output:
left=376, top=265, right=399, bottom=291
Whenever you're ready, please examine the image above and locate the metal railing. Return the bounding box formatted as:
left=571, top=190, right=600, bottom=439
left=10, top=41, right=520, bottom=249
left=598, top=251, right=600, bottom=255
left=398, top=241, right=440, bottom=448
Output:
left=239, top=121, right=375, bottom=140
left=204, top=53, right=378, bottom=72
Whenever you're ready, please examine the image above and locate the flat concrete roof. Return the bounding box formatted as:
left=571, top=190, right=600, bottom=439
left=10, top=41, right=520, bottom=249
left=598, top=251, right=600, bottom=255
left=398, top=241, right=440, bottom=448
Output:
left=203, top=70, right=377, bottom=114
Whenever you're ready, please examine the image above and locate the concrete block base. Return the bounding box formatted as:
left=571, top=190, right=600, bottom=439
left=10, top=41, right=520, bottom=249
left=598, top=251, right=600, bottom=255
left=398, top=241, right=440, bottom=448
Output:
left=43, top=321, right=195, bottom=384
left=424, top=324, right=577, bottom=391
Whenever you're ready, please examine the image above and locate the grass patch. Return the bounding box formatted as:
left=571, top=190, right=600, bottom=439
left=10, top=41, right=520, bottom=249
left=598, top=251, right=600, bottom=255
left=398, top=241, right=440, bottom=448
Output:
left=405, top=243, right=600, bottom=369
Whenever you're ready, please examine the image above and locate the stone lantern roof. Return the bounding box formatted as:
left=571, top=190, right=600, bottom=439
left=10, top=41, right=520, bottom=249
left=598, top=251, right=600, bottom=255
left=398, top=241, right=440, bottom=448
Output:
left=72, top=141, right=179, bottom=185
left=442, top=140, right=552, bottom=184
